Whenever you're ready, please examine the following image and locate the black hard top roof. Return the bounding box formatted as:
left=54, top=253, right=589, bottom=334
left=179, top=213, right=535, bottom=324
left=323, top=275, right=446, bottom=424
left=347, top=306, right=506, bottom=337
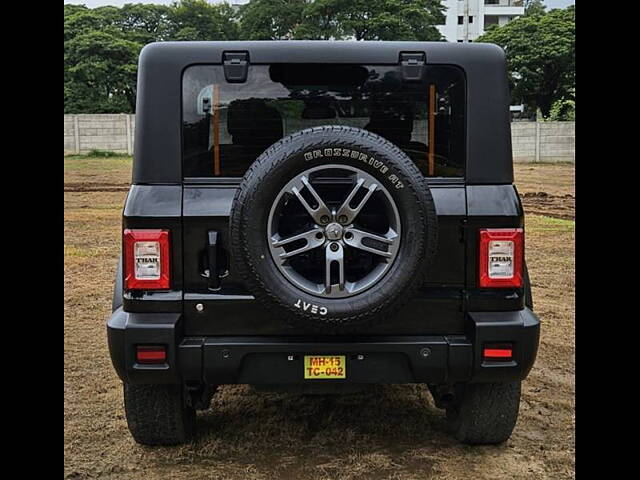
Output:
left=139, top=40, right=506, bottom=66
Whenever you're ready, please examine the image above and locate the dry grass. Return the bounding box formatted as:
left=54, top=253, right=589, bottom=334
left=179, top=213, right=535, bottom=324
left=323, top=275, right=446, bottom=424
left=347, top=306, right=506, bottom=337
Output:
left=64, top=158, right=574, bottom=479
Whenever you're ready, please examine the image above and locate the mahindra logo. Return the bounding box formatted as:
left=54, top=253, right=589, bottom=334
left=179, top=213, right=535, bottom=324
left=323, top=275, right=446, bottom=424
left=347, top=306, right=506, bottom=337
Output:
left=324, top=222, right=344, bottom=241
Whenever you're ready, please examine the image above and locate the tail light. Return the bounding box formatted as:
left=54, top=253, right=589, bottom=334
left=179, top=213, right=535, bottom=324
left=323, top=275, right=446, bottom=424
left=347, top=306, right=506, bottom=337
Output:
left=123, top=229, right=170, bottom=290
left=479, top=228, right=523, bottom=288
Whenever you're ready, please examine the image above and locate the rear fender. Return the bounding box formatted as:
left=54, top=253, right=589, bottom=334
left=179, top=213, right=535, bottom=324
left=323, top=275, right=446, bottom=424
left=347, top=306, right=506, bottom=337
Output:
left=112, top=255, right=123, bottom=312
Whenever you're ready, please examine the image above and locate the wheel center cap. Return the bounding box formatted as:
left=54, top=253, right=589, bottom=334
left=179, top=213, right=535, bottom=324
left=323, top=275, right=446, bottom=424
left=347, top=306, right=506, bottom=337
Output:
left=325, top=222, right=343, bottom=241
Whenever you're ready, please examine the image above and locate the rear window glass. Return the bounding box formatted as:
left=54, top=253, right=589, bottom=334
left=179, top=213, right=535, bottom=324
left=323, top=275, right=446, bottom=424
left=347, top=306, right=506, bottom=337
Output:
left=182, top=64, right=465, bottom=178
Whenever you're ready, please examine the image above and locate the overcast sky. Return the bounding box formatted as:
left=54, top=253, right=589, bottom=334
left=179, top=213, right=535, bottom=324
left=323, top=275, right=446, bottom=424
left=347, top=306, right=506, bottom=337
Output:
left=64, top=0, right=576, bottom=10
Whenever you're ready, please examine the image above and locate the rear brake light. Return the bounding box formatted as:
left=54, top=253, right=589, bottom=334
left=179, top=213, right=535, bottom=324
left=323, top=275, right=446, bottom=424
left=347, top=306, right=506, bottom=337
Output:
left=479, top=228, right=523, bottom=288
left=136, top=345, right=166, bottom=364
left=124, top=229, right=170, bottom=290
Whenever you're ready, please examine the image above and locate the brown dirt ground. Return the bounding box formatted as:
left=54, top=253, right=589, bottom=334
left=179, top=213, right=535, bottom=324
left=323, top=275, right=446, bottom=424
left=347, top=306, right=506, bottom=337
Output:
left=64, top=158, right=574, bottom=479
left=515, top=163, right=575, bottom=221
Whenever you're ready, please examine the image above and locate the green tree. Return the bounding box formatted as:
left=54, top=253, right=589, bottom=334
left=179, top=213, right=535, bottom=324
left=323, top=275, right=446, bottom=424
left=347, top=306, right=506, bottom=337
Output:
left=476, top=6, right=574, bottom=118
left=294, top=0, right=344, bottom=40
left=238, top=0, right=445, bottom=41
left=64, top=4, right=108, bottom=41
left=524, top=0, right=546, bottom=16
left=113, top=3, right=173, bottom=44
left=65, top=29, right=140, bottom=112
left=65, top=5, right=139, bottom=112
left=332, top=0, right=445, bottom=41
left=168, top=0, right=238, bottom=41
left=546, top=97, right=575, bottom=121
left=238, top=0, right=307, bottom=40
left=546, top=86, right=575, bottom=121
left=64, top=1, right=238, bottom=113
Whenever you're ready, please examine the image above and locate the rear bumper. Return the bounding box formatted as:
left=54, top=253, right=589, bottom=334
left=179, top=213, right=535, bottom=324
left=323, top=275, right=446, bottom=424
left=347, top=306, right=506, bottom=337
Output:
left=107, top=308, right=540, bottom=385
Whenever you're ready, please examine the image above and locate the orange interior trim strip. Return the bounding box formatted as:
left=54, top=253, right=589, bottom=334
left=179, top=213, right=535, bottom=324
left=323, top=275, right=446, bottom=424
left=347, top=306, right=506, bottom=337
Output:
left=428, top=84, right=436, bottom=176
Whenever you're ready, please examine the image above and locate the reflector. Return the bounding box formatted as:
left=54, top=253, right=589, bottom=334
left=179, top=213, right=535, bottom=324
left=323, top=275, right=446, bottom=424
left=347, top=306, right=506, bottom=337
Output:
left=483, top=348, right=512, bottom=358
left=483, top=342, right=514, bottom=361
left=136, top=346, right=166, bottom=364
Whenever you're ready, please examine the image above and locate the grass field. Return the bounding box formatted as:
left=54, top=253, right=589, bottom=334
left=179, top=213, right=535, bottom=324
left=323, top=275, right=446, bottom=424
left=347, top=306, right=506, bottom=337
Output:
left=64, top=157, right=574, bottom=479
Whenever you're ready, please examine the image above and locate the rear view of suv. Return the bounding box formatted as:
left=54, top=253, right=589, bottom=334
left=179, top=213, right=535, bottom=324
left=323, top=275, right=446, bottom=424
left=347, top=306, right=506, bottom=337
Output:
left=107, top=41, right=540, bottom=446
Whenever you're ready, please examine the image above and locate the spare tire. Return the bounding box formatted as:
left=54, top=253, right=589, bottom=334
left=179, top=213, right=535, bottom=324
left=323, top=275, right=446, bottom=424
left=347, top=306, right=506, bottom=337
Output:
left=229, top=126, right=437, bottom=328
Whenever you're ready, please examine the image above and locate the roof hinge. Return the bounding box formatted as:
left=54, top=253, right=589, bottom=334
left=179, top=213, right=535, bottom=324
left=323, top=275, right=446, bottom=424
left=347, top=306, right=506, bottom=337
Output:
left=399, top=52, right=426, bottom=82
left=223, top=51, right=249, bottom=83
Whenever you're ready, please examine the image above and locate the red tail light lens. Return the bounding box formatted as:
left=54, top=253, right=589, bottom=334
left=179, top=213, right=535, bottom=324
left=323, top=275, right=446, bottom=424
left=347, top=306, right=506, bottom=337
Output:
left=479, top=228, right=523, bottom=288
left=124, top=229, right=170, bottom=290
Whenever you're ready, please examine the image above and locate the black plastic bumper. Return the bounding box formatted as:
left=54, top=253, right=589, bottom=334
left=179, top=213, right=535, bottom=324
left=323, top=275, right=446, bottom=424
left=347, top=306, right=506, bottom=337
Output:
left=107, top=308, right=540, bottom=385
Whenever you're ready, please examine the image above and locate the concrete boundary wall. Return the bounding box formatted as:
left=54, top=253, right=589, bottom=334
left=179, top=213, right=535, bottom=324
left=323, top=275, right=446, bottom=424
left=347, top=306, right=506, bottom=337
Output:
left=64, top=114, right=134, bottom=155
left=511, top=121, right=574, bottom=163
left=64, top=114, right=574, bottom=163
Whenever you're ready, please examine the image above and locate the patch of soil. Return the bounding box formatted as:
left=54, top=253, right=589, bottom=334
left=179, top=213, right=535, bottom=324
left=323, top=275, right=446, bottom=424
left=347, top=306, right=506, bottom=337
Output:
left=520, top=192, right=575, bottom=220
left=64, top=182, right=130, bottom=192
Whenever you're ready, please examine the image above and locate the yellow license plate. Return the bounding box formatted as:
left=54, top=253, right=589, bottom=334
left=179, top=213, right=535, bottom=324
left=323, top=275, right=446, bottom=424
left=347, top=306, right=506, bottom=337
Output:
left=304, top=355, right=346, bottom=379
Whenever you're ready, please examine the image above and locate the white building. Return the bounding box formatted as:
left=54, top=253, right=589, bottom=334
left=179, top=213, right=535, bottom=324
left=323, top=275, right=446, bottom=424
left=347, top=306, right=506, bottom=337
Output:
left=226, top=0, right=249, bottom=11
left=437, top=0, right=525, bottom=43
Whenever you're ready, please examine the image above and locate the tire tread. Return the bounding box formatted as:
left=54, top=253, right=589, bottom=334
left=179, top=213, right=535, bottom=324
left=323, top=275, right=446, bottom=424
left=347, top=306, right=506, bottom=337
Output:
left=123, top=383, right=195, bottom=446
left=447, top=381, right=521, bottom=445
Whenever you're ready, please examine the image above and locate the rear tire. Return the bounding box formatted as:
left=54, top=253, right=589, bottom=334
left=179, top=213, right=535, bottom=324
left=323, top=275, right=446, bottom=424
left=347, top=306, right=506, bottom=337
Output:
left=123, top=383, right=195, bottom=445
left=446, top=381, right=521, bottom=445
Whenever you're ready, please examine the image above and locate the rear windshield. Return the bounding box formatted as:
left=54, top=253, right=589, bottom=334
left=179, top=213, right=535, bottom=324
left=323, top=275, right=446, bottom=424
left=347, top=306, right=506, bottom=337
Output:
left=182, top=64, right=465, bottom=178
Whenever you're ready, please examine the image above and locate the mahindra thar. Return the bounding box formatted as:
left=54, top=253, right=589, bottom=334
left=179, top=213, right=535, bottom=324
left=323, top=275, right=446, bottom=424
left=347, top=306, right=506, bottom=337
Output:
left=107, top=41, right=540, bottom=446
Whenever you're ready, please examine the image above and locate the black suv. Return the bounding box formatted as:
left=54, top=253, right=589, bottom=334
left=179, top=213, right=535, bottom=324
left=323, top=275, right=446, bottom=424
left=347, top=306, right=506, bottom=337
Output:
left=107, top=41, right=540, bottom=446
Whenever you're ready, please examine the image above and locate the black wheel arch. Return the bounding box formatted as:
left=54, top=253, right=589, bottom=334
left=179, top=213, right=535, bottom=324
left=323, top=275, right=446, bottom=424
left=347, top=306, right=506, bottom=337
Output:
left=112, top=255, right=123, bottom=312
left=523, top=261, right=533, bottom=310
